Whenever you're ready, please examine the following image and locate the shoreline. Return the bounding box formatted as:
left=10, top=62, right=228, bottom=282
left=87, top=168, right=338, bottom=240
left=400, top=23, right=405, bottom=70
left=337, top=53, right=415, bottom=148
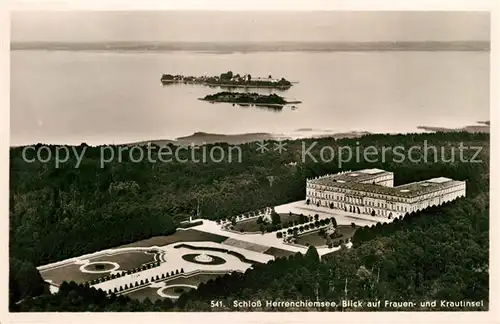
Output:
left=198, top=98, right=301, bottom=106
left=10, top=121, right=489, bottom=148
left=417, top=124, right=490, bottom=133
left=9, top=131, right=370, bottom=148
left=11, top=41, right=491, bottom=52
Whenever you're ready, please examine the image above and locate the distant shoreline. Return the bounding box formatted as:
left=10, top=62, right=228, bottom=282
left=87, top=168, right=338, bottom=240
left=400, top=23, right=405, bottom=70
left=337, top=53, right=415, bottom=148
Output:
left=417, top=123, right=490, bottom=133
left=11, top=41, right=490, bottom=52
left=123, top=131, right=371, bottom=147
left=10, top=122, right=489, bottom=148
left=9, top=131, right=371, bottom=148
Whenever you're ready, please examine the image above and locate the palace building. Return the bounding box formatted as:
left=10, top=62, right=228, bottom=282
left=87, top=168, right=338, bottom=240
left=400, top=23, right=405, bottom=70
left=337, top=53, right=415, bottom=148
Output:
left=306, top=168, right=466, bottom=219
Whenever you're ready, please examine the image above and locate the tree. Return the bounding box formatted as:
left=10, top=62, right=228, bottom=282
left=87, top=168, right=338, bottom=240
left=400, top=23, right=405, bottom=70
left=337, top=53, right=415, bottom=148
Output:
left=306, top=199, right=310, bottom=205
left=371, top=210, right=376, bottom=216
left=314, top=214, right=319, bottom=221
left=326, top=235, right=333, bottom=246
left=305, top=246, right=320, bottom=263
left=276, top=232, right=283, bottom=238
left=176, top=269, right=179, bottom=275
left=271, top=212, right=281, bottom=225
left=181, top=268, right=184, bottom=273
left=220, top=71, right=233, bottom=80
left=9, top=258, right=47, bottom=309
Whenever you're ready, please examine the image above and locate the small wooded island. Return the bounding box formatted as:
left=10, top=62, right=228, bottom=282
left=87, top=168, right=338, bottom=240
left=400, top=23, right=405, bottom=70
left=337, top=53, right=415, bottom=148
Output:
left=199, top=91, right=301, bottom=109
left=161, top=71, right=293, bottom=89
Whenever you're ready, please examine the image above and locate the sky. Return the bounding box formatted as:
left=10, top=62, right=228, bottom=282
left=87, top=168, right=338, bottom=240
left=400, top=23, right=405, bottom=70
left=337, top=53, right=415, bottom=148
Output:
left=11, top=11, right=490, bottom=43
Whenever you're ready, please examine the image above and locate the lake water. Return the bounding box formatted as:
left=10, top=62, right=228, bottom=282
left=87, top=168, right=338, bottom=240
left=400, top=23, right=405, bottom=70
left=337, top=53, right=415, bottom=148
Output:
left=10, top=50, right=489, bottom=146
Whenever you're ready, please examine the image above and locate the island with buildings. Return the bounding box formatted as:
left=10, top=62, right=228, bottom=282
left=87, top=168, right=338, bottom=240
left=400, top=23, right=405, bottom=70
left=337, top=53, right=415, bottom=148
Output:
left=161, top=71, right=293, bottom=89
left=199, top=91, right=301, bottom=108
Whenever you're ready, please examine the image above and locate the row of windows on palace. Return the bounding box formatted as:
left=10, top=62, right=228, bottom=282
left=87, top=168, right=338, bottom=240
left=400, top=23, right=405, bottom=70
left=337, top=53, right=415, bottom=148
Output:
left=308, top=199, right=405, bottom=215
left=307, top=192, right=409, bottom=212
left=308, top=188, right=464, bottom=215
left=306, top=183, right=463, bottom=204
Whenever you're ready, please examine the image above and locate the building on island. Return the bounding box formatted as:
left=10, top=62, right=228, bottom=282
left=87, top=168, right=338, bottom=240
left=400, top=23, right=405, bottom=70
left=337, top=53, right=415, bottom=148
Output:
left=306, top=168, right=466, bottom=219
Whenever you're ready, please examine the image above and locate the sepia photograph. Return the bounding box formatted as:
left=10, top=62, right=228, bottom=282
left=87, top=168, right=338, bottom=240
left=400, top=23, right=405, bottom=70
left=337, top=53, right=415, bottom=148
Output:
left=3, top=1, right=497, bottom=321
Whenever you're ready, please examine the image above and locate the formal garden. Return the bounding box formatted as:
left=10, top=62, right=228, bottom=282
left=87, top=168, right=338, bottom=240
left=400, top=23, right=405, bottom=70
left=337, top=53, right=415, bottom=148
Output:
left=220, top=209, right=310, bottom=234
left=117, top=229, right=228, bottom=248
left=102, top=267, right=187, bottom=296
left=275, top=215, right=339, bottom=241
left=123, top=272, right=228, bottom=302
left=40, top=251, right=160, bottom=286
left=85, top=261, right=162, bottom=286
left=295, top=224, right=358, bottom=248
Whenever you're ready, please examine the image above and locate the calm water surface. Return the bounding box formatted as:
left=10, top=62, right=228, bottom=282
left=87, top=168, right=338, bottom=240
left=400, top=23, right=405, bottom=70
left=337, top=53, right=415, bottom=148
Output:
left=10, top=50, right=489, bottom=146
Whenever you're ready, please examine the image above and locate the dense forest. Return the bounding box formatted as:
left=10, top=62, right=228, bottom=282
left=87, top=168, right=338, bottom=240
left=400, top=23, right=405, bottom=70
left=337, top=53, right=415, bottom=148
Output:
left=9, top=132, right=489, bottom=311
